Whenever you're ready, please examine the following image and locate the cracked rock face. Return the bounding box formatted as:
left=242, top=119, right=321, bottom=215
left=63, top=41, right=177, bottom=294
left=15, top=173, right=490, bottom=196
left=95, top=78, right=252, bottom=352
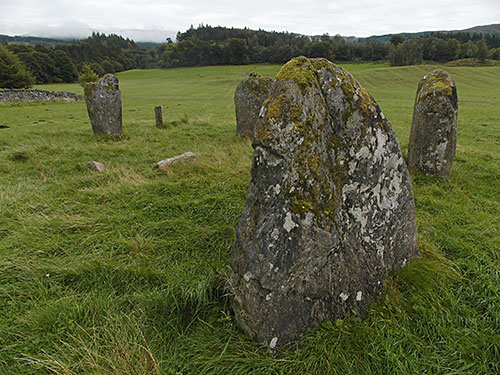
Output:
left=84, top=74, right=122, bottom=138
left=229, top=57, right=418, bottom=348
left=408, top=70, right=458, bottom=179
left=234, top=73, right=274, bottom=137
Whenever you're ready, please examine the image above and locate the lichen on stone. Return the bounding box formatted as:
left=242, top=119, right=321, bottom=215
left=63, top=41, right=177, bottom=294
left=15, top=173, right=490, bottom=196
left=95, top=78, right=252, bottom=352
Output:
left=417, top=70, right=455, bottom=104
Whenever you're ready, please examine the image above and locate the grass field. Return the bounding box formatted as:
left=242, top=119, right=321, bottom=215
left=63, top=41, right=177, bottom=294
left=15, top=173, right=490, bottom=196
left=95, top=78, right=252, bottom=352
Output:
left=0, top=61, right=499, bottom=374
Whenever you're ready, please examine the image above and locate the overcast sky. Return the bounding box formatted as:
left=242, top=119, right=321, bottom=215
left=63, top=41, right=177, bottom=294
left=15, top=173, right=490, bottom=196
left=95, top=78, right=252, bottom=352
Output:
left=1, top=0, right=499, bottom=42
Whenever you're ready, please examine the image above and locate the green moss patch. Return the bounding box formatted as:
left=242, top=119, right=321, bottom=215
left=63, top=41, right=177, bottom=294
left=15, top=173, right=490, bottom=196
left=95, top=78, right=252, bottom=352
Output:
left=276, top=56, right=318, bottom=93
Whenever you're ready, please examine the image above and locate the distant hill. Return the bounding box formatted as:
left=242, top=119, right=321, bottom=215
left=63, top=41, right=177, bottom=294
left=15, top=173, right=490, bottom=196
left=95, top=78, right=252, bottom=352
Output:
left=0, top=33, right=162, bottom=50
left=0, top=29, right=176, bottom=46
left=0, top=34, right=75, bottom=45
left=365, top=23, right=500, bottom=43
left=2, top=23, right=499, bottom=46
left=362, top=32, right=433, bottom=43
left=460, top=24, right=500, bottom=35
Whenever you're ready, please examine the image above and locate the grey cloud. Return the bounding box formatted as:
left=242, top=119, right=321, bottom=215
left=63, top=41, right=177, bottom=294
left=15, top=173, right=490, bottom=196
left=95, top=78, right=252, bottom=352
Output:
left=1, top=0, right=499, bottom=40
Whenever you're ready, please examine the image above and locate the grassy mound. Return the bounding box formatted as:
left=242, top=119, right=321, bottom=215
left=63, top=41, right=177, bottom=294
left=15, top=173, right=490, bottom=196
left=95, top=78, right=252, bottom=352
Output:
left=445, top=58, right=500, bottom=67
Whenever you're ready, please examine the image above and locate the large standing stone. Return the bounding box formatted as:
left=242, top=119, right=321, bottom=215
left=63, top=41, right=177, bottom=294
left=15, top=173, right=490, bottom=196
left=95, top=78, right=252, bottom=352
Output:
left=230, top=57, right=418, bottom=348
left=84, top=74, right=122, bottom=138
left=234, top=73, right=274, bottom=137
left=408, top=70, right=458, bottom=179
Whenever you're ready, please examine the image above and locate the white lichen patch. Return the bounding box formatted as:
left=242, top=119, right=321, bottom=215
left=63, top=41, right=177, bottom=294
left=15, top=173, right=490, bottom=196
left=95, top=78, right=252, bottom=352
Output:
left=339, top=292, right=349, bottom=301
left=356, top=291, right=363, bottom=301
left=373, top=128, right=388, bottom=162
left=376, top=244, right=384, bottom=259
left=269, top=337, right=278, bottom=348
left=283, top=212, right=296, bottom=232
left=356, top=146, right=371, bottom=159
left=243, top=271, right=253, bottom=282
left=349, top=206, right=369, bottom=233
left=270, top=184, right=281, bottom=195
left=259, top=105, right=266, bottom=118
left=271, top=228, right=280, bottom=240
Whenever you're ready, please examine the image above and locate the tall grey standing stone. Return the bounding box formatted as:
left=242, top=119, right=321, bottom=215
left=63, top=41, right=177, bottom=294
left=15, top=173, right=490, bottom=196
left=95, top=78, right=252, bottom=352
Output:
left=234, top=73, right=274, bottom=137
left=408, top=70, right=458, bottom=179
left=84, top=74, right=122, bottom=138
left=229, top=57, right=418, bottom=348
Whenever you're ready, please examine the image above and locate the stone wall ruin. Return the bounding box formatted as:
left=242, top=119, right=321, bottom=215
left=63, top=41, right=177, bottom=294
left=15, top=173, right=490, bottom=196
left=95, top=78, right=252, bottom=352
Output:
left=0, top=89, right=80, bottom=103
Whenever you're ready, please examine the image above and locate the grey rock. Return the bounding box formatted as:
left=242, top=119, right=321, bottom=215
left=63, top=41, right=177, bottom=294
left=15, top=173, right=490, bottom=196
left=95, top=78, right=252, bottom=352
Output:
left=408, top=70, right=458, bottom=179
left=86, top=161, right=105, bottom=172
left=234, top=73, right=274, bottom=137
left=229, top=57, right=418, bottom=348
left=154, top=152, right=198, bottom=169
left=84, top=74, right=122, bottom=138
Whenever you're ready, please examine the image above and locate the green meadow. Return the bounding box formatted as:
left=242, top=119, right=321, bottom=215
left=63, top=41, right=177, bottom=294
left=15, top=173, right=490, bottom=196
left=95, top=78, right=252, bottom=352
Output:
left=0, top=62, right=498, bottom=374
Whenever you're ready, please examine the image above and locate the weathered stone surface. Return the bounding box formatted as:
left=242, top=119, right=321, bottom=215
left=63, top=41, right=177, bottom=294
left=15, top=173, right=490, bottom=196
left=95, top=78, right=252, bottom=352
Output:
left=408, top=70, right=458, bottom=179
left=229, top=57, right=418, bottom=348
left=84, top=74, right=122, bottom=138
left=86, top=161, right=105, bottom=172
left=234, top=73, right=274, bottom=137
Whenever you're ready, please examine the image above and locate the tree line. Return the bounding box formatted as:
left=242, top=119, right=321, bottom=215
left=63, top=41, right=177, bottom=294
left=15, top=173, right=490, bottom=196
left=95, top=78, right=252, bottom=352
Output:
left=159, top=25, right=387, bottom=67
left=388, top=32, right=500, bottom=66
left=162, top=25, right=500, bottom=68
left=2, top=26, right=500, bottom=89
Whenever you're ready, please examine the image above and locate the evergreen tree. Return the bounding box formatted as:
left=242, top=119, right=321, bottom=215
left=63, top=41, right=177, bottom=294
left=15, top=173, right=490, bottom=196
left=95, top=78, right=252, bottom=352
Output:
left=78, top=63, right=99, bottom=87
left=477, top=38, right=489, bottom=63
left=0, top=45, right=34, bottom=89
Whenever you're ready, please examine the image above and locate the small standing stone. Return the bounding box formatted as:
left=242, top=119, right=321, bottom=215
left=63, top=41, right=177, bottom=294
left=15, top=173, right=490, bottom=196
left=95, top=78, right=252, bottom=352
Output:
left=155, top=106, right=163, bottom=127
left=230, top=57, right=418, bottom=348
left=234, top=73, right=274, bottom=137
left=408, top=70, right=458, bottom=179
left=86, top=161, right=105, bottom=172
left=84, top=74, right=122, bottom=138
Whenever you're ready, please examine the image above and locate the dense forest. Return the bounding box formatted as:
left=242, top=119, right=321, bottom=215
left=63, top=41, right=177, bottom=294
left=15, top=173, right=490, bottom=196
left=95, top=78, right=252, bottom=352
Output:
left=0, top=33, right=156, bottom=88
left=1, top=26, right=500, bottom=89
left=162, top=25, right=500, bottom=67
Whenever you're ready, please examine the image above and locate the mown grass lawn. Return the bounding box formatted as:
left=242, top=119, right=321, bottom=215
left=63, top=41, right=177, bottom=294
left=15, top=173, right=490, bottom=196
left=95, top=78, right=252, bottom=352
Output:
left=0, top=62, right=498, bottom=374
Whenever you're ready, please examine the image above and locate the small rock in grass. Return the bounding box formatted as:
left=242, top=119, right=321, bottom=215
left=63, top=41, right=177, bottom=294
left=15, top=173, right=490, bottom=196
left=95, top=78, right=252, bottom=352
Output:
left=86, top=161, right=105, bottom=172
left=154, top=152, right=198, bottom=169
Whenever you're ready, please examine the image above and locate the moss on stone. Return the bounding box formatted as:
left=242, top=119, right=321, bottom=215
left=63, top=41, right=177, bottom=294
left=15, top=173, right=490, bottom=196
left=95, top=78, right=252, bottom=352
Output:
left=243, top=73, right=273, bottom=97
left=84, top=82, right=95, bottom=97
left=276, top=56, right=317, bottom=93
left=264, top=94, right=284, bottom=121
left=418, top=70, right=454, bottom=103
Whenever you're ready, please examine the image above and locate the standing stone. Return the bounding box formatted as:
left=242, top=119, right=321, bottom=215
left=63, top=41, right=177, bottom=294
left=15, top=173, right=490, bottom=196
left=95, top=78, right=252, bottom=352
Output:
left=234, top=73, right=274, bottom=137
left=84, top=74, right=122, bottom=138
left=230, top=57, right=418, bottom=348
left=408, top=70, right=458, bottom=179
